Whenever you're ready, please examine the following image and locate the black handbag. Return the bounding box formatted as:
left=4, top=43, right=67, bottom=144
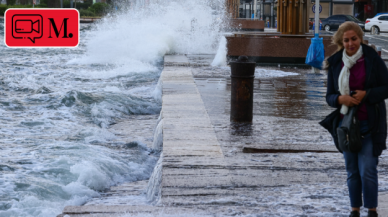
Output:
left=319, top=108, right=342, bottom=152
left=337, top=105, right=364, bottom=152
left=337, top=102, right=380, bottom=153
left=336, top=90, right=376, bottom=153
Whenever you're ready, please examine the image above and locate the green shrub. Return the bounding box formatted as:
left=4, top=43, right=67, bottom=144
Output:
left=79, top=9, right=95, bottom=17
left=7, top=0, right=16, bottom=5
left=63, top=0, right=70, bottom=8
left=62, top=1, right=89, bottom=9
left=76, top=2, right=92, bottom=10
left=0, top=5, right=7, bottom=16
left=83, top=0, right=93, bottom=5
left=7, top=5, right=33, bottom=8
left=63, top=1, right=93, bottom=11
left=88, top=2, right=109, bottom=16
left=36, top=3, right=47, bottom=7
left=0, top=3, right=47, bottom=15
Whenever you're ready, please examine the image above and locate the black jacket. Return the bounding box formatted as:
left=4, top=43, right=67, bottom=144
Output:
left=321, top=44, right=388, bottom=156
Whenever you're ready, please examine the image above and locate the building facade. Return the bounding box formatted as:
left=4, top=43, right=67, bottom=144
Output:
left=238, top=0, right=277, bottom=27
left=310, top=0, right=388, bottom=20
left=311, top=0, right=355, bottom=19
left=237, top=0, right=388, bottom=26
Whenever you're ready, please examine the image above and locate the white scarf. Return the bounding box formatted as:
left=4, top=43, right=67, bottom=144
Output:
left=338, top=46, right=363, bottom=115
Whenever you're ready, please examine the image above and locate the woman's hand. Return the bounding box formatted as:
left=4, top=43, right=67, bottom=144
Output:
left=338, top=95, right=360, bottom=107
left=352, top=90, right=366, bottom=102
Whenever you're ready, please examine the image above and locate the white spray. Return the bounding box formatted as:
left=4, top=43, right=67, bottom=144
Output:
left=211, top=36, right=228, bottom=67
left=152, top=119, right=163, bottom=151
left=146, top=153, right=163, bottom=204
left=73, top=0, right=227, bottom=68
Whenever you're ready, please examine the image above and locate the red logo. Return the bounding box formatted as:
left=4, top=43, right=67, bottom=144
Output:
left=4, top=9, right=79, bottom=47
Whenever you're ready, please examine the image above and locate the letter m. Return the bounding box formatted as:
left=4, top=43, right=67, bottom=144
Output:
left=48, top=18, right=69, bottom=38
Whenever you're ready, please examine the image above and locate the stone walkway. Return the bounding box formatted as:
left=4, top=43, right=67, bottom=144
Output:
left=58, top=55, right=388, bottom=217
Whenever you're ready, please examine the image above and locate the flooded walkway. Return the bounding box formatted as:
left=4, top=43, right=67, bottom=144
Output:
left=59, top=55, right=388, bottom=217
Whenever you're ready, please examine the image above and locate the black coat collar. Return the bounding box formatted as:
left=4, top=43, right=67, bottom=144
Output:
left=327, top=44, right=378, bottom=89
left=327, top=44, right=378, bottom=65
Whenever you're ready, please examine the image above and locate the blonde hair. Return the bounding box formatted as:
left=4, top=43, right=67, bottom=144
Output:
left=332, top=21, right=364, bottom=51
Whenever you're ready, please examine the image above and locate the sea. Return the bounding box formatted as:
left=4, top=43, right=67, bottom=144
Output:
left=0, top=0, right=225, bottom=216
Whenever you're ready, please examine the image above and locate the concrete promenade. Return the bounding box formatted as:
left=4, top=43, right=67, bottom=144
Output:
left=59, top=55, right=388, bottom=217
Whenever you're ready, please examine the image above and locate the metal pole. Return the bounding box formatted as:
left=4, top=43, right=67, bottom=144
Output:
left=230, top=56, right=255, bottom=123
left=254, top=0, right=257, bottom=18
left=260, top=1, right=264, bottom=20
left=60, top=0, right=63, bottom=8
left=70, top=0, right=73, bottom=8
left=250, top=3, right=252, bottom=18
left=270, top=2, right=274, bottom=28
left=315, top=0, right=320, bottom=37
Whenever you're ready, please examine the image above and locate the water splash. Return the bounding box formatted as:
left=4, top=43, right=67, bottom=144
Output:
left=0, top=1, right=227, bottom=216
left=146, top=153, right=163, bottom=204
left=152, top=119, right=163, bottom=151
left=152, top=76, right=162, bottom=103
left=72, top=0, right=226, bottom=68
left=211, top=36, right=228, bottom=67
left=255, top=69, right=299, bottom=78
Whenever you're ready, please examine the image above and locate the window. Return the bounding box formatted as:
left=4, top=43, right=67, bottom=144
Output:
left=338, top=15, right=346, bottom=22
left=378, top=16, right=388, bottom=21
left=329, top=15, right=339, bottom=21
left=345, top=15, right=361, bottom=22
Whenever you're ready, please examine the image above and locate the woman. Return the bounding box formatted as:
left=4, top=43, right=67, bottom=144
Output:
left=324, top=22, right=388, bottom=217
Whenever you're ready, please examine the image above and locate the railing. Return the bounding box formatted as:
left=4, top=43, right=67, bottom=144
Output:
left=80, top=17, right=101, bottom=23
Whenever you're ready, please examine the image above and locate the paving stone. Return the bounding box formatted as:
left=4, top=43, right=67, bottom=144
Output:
left=163, top=55, right=190, bottom=66
left=58, top=55, right=388, bottom=217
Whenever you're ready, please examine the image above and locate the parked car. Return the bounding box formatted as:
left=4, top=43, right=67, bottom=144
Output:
left=322, top=15, right=365, bottom=31
left=365, top=14, right=388, bottom=34
left=309, top=18, right=322, bottom=30
left=374, top=12, right=388, bottom=17
left=309, top=18, right=314, bottom=29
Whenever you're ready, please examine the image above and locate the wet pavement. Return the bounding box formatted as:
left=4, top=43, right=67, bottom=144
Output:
left=159, top=56, right=388, bottom=216
left=363, top=33, right=388, bottom=60
left=59, top=55, right=388, bottom=217
left=190, top=56, right=388, bottom=215
left=193, top=65, right=336, bottom=152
